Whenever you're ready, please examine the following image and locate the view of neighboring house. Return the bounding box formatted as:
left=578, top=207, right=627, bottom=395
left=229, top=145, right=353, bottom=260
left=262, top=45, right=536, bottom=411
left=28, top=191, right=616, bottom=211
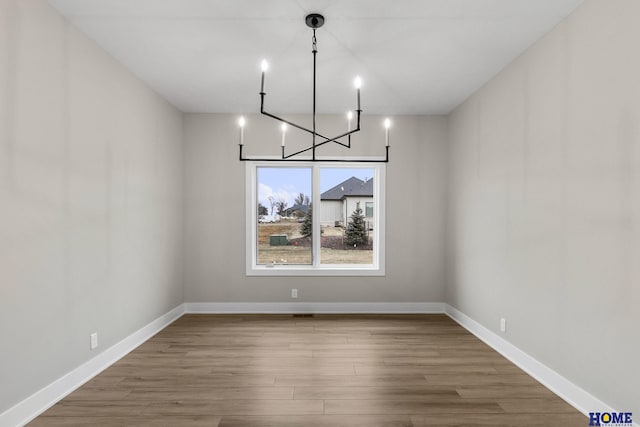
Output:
left=284, top=204, right=309, bottom=218
left=320, top=176, right=374, bottom=227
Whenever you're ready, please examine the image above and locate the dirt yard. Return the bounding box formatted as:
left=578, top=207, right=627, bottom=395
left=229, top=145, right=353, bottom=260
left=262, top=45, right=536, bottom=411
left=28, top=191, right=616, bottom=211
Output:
left=257, top=220, right=373, bottom=265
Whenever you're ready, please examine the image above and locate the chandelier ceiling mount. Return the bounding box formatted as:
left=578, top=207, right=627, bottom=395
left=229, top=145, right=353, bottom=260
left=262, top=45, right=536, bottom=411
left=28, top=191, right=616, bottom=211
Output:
left=305, top=13, right=325, bottom=29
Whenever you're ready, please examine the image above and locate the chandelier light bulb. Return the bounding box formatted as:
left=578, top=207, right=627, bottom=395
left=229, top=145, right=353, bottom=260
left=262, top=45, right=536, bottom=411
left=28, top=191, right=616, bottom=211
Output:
left=354, top=77, right=362, bottom=111
left=260, top=60, right=269, bottom=93
left=384, top=118, right=391, bottom=147
left=238, top=116, right=246, bottom=146
left=280, top=123, right=287, bottom=147
left=346, top=110, right=354, bottom=131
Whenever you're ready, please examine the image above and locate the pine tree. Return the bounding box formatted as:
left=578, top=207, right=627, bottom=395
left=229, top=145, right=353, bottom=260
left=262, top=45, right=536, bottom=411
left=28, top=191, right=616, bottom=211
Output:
left=344, top=202, right=368, bottom=247
left=300, top=205, right=312, bottom=238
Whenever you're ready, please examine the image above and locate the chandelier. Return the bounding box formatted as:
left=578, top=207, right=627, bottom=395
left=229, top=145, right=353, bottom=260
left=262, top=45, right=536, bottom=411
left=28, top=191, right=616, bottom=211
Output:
left=237, top=13, right=390, bottom=163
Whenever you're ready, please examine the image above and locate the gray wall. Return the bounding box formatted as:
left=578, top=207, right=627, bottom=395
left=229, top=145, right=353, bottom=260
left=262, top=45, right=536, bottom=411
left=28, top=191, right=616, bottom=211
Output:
left=184, top=113, right=447, bottom=303
left=0, top=0, right=184, bottom=413
left=447, top=0, right=639, bottom=416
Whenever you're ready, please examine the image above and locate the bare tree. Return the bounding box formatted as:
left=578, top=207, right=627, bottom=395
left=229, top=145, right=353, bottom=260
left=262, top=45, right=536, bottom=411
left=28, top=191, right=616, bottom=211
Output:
left=267, top=195, right=276, bottom=216
left=294, top=193, right=310, bottom=207
left=276, top=197, right=288, bottom=216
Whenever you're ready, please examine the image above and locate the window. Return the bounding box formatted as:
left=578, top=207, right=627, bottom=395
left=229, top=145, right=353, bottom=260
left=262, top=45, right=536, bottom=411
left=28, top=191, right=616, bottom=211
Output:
left=365, top=202, right=374, bottom=218
left=246, top=162, right=385, bottom=276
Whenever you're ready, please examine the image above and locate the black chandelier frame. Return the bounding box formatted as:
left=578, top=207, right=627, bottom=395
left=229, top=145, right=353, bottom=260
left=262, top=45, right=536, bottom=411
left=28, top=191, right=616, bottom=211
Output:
left=238, top=13, right=389, bottom=163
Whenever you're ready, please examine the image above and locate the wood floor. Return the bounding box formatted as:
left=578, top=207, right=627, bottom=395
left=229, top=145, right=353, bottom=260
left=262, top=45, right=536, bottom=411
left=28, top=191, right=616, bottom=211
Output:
left=30, top=314, right=587, bottom=426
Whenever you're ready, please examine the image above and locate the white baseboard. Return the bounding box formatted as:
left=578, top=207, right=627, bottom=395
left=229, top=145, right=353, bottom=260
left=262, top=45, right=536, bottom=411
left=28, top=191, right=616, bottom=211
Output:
left=445, top=304, right=638, bottom=426
left=0, top=304, right=185, bottom=427
left=184, top=302, right=445, bottom=314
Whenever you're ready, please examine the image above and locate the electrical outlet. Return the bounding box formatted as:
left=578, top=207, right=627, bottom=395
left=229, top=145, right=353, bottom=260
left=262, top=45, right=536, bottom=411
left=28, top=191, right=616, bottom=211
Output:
left=90, top=332, right=98, bottom=350
left=500, top=318, right=507, bottom=333
left=291, top=289, right=298, bottom=299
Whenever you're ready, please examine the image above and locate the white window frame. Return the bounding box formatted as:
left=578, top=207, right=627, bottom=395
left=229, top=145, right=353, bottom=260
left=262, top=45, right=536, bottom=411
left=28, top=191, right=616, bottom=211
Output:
left=246, top=161, right=386, bottom=276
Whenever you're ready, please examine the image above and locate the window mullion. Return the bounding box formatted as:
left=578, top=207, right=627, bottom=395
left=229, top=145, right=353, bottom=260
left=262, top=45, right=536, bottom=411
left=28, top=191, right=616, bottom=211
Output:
left=312, top=164, right=321, bottom=267
left=247, top=163, right=258, bottom=270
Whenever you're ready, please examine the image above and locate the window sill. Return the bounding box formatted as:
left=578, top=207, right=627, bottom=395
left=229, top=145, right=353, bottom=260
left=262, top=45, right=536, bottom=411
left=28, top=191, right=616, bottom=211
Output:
left=246, top=264, right=385, bottom=277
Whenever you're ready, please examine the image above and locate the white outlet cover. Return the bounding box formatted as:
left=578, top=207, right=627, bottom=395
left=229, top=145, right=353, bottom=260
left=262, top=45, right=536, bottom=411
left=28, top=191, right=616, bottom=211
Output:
left=500, top=318, right=507, bottom=332
left=90, top=333, right=98, bottom=350
left=291, top=289, right=298, bottom=299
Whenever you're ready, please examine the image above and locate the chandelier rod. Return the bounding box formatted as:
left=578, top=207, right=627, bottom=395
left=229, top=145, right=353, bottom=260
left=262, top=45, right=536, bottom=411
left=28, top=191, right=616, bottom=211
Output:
left=312, top=28, right=317, bottom=160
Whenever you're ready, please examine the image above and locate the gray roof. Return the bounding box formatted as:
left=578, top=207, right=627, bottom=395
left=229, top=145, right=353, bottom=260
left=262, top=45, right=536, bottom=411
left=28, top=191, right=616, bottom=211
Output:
left=287, top=204, right=309, bottom=214
left=321, top=177, right=373, bottom=201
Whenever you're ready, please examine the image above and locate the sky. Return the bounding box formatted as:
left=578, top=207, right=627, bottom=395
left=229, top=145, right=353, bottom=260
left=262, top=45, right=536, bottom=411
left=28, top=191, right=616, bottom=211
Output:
left=257, top=167, right=374, bottom=210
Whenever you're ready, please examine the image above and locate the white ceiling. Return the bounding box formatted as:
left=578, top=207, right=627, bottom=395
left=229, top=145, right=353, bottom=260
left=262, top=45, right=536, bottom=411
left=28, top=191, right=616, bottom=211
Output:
left=48, top=0, right=583, bottom=115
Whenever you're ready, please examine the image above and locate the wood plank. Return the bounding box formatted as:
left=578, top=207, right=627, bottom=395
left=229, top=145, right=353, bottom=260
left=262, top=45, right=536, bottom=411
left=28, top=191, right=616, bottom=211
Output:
left=324, top=399, right=504, bottom=415
left=497, top=398, right=582, bottom=413
left=141, top=400, right=324, bottom=416
left=39, top=401, right=150, bottom=418
left=424, top=373, right=538, bottom=386
left=456, top=385, right=557, bottom=399
left=293, top=386, right=459, bottom=400
left=217, top=414, right=413, bottom=426
left=411, top=413, right=588, bottom=426
left=63, top=387, right=132, bottom=401
left=354, top=365, right=499, bottom=375
left=29, top=416, right=222, bottom=426
left=126, top=387, right=294, bottom=401
left=118, top=374, right=277, bottom=387
left=275, top=375, right=429, bottom=387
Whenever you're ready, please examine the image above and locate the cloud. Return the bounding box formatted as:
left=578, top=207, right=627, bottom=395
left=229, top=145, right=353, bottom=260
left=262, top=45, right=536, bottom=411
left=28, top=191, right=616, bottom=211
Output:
left=257, top=183, right=274, bottom=207
left=257, top=183, right=299, bottom=211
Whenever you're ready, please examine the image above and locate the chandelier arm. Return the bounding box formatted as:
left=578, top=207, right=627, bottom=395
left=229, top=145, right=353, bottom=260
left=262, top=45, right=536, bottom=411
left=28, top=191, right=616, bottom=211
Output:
left=239, top=145, right=389, bottom=163
left=282, top=129, right=360, bottom=159
left=261, top=94, right=338, bottom=142
left=260, top=110, right=316, bottom=137
left=312, top=128, right=360, bottom=148
left=260, top=109, right=358, bottom=148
